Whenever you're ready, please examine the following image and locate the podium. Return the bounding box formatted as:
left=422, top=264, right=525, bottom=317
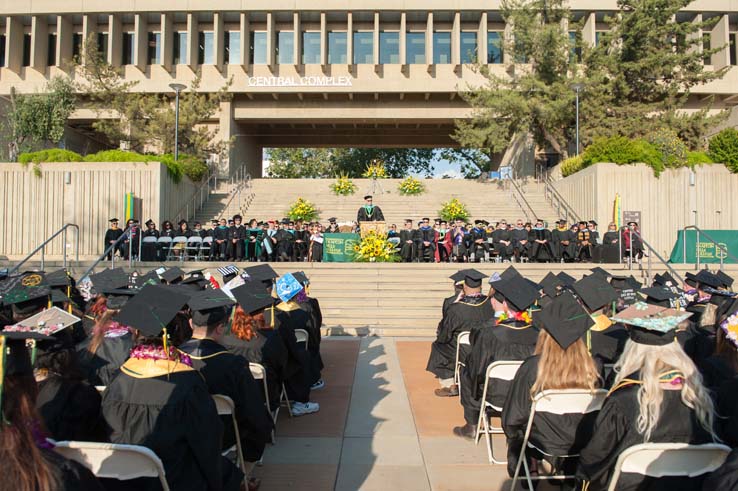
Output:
left=360, top=221, right=386, bottom=237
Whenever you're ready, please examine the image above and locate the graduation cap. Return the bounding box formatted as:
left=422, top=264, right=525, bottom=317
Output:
left=716, top=270, right=734, bottom=289
left=244, top=264, right=278, bottom=283
left=104, top=288, right=138, bottom=310
left=610, top=275, right=642, bottom=291
left=275, top=273, right=303, bottom=303
left=50, top=289, right=74, bottom=305
left=0, top=329, right=53, bottom=419
left=109, top=218, right=119, bottom=223
left=638, top=287, right=680, bottom=307
left=1, top=273, right=51, bottom=316
left=115, top=285, right=189, bottom=337
left=291, top=271, right=310, bottom=286
left=533, top=291, right=594, bottom=349
left=159, top=267, right=185, bottom=284
left=89, top=268, right=129, bottom=293
left=556, top=272, right=576, bottom=287
left=364, top=195, right=373, bottom=200
left=653, top=272, right=679, bottom=288
left=493, top=275, right=539, bottom=312
left=458, top=269, right=487, bottom=288
left=611, top=302, right=692, bottom=346
left=4, top=306, right=81, bottom=337
left=695, top=270, right=722, bottom=289
left=449, top=271, right=466, bottom=285
left=501, top=266, right=522, bottom=280
left=45, top=269, right=72, bottom=288
left=572, top=274, right=619, bottom=312
left=590, top=267, right=611, bottom=279
left=133, top=270, right=162, bottom=289
left=487, top=272, right=502, bottom=285
left=188, top=289, right=235, bottom=326
left=231, top=283, right=275, bottom=314
left=538, top=272, right=564, bottom=298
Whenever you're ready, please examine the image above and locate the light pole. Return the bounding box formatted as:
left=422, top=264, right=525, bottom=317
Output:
left=169, top=83, right=187, bottom=161
left=572, top=83, right=584, bottom=156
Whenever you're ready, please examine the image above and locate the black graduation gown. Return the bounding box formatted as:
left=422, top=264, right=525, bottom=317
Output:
left=715, top=376, right=738, bottom=447
left=357, top=205, right=385, bottom=222
left=528, top=228, right=554, bottom=261
left=417, top=226, right=436, bottom=260
left=576, top=374, right=714, bottom=491
left=442, top=291, right=461, bottom=317
left=264, top=307, right=312, bottom=402
left=460, top=320, right=539, bottom=424
left=298, top=297, right=325, bottom=381
left=588, top=324, right=629, bottom=366
left=698, top=354, right=736, bottom=392
left=37, top=375, right=106, bottom=442
left=597, top=231, right=621, bottom=263
left=141, top=229, right=160, bottom=261
left=275, top=303, right=321, bottom=385
left=77, top=331, right=134, bottom=386
left=178, top=338, right=274, bottom=462
left=227, top=225, right=245, bottom=259
left=511, top=228, right=529, bottom=256
left=42, top=448, right=105, bottom=491
left=703, top=448, right=738, bottom=490
left=274, top=229, right=295, bottom=261
left=492, top=228, right=514, bottom=258
left=552, top=228, right=576, bottom=260
left=103, top=228, right=124, bottom=257
left=426, top=294, right=494, bottom=379
left=502, top=355, right=601, bottom=477
left=212, top=226, right=229, bottom=258
left=102, top=359, right=242, bottom=491
left=469, top=227, right=488, bottom=259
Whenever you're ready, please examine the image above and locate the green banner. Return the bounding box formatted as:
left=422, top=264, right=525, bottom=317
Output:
left=669, top=230, right=738, bottom=264
left=323, top=233, right=360, bottom=262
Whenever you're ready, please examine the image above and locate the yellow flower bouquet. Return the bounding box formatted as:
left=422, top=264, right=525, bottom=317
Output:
left=287, top=197, right=319, bottom=221
left=362, top=159, right=388, bottom=179
left=439, top=198, right=470, bottom=222
left=352, top=230, right=400, bottom=262
left=330, top=174, right=358, bottom=196
left=398, top=176, right=425, bottom=196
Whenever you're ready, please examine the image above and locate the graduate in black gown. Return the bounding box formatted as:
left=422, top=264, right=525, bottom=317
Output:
left=707, top=299, right=738, bottom=447
left=442, top=272, right=465, bottom=317
left=576, top=304, right=718, bottom=491
left=454, top=274, right=540, bottom=439
left=292, top=271, right=325, bottom=387
left=356, top=195, right=385, bottom=222
left=102, top=285, right=243, bottom=491
left=597, top=222, right=621, bottom=263
left=141, top=219, right=160, bottom=261
left=427, top=269, right=494, bottom=388
left=178, top=289, right=273, bottom=486
left=274, top=220, right=295, bottom=262
left=502, top=292, right=603, bottom=477
left=212, top=218, right=230, bottom=260
left=103, top=218, right=124, bottom=259
left=528, top=219, right=554, bottom=262
left=469, top=220, right=489, bottom=262
left=0, top=331, right=104, bottom=491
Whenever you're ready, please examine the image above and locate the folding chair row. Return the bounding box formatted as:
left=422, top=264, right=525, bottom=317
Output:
left=454, top=331, right=471, bottom=387
left=144, top=236, right=212, bottom=262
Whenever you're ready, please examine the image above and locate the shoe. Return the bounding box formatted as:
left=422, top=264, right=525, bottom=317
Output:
left=434, top=385, right=459, bottom=397
left=310, top=379, right=325, bottom=390
left=291, top=401, right=320, bottom=416
left=452, top=423, right=476, bottom=440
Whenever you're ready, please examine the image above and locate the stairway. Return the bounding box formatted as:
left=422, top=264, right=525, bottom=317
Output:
left=191, top=179, right=254, bottom=225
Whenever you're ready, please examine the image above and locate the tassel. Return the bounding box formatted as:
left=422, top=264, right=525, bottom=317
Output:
left=162, top=328, right=171, bottom=379
left=30, top=339, right=38, bottom=366
left=269, top=304, right=275, bottom=328
left=67, top=286, right=73, bottom=314
left=306, top=285, right=310, bottom=296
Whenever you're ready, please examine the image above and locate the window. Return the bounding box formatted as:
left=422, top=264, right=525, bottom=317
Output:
left=328, top=31, right=347, bottom=64
left=460, top=31, right=477, bottom=63
left=703, top=33, right=711, bottom=64
left=72, top=33, right=82, bottom=59
left=198, top=31, right=214, bottom=64
left=250, top=31, right=267, bottom=64
left=22, top=34, right=31, bottom=66
left=353, top=31, right=373, bottom=64
left=225, top=31, right=240, bottom=64
left=47, top=33, right=57, bottom=66
left=0, top=35, right=5, bottom=67
left=730, top=33, right=737, bottom=66
left=148, top=32, right=161, bottom=64
left=122, top=32, right=134, bottom=64
left=406, top=32, right=425, bottom=64
left=97, top=32, right=109, bottom=59
left=302, top=31, right=320, bottom=64
left=379, top=31, right=399, bottom=64
left=174, top=32, right=187, bottom=64
left=569, top=31, right=581, bottom=63
left=433, top=31, right=451, bottom=64
left=277, top=31, right=294, bottom=64
left=595, top=31, right=604, bottom=47
left=487, top=31, right=503, bottom=63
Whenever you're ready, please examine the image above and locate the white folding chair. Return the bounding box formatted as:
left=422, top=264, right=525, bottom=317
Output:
left=169, top=236, right=188, bottom=261
left=212, top=394, right=246, bottom=475
left=142, top=236, right=158, bottom=244
left=474, top=360, right=524, bottom=464
left=185, top=236, right=202, bottom=261
left=454, top=331, right=471, bottom=386
left=201, top=236, right=213, bottom=260
left=606, top=442, right=731, bottom=491
left=249, top=362, right=278, bottom=443
left=157, top=236, right=172, bottom=261
left=294, top=328, right=309, bottom=349
left=511, top=388, right=608, bottom=490
left=53, top=441, right=170, bottom=490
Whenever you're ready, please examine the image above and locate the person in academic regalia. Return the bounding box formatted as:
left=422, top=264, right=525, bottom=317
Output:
left=528, top=219, right=555, bottom=262
left=291, top=220, right=307, bottom=262
left=0, top=331, right=105, bottom=491
left=492, top=222, right=514, bottom=262
left=511, top=219, right=530, bottom=263
left=703, top=448, right=738, bottom=491
left=451, top=219, right=469, bottom=262
left=356, top=195, right=385, bottom=222
left=436, top=220, right=453, bottom=263
left=712, top=305, right=738, bottom=448
left=576, top=308, right=718, bottom=491
left=140, top=219, right=160, bottom=261
left=325, top=217, right=340, bottom=234
left=396, top=220, right=415, bottom=262
left=178, top=290, right=273, bottom=486
left=102, top=285, right=244, bottom=491
left=274, top=220, right=295, bottom=262
left=121, top=218, right=141, bottom=260
left=211, top=218, right=229, bottom=260
left=416, top=218, right=436, bottom=262
left=552, top=220, right=576, bottom=262
left=226, top=215, right=246, bottom=261
left=621, top=221, right=644, bottom=261
left=467, top=220, right=489, bottom=262
left=698, top=297, right=738, bottom=390
left=596, top=222, right=621, bottom=263
left=427, top=269, right=494, bottom=386
left=576, top=221, right=594, bottom=262
left=308, top=222, right=324, bottom=262
left=442, top=272, right=465, bottom=318
left=453, top=275, right=540, bottom=439
left=103, top=218, right=124, bottom=259
left=244, top=219, right=261, bottom=262
left=502, top=292, right=603, bottom=478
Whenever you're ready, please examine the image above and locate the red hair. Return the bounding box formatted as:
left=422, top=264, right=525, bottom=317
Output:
left=231, top=306, right=267, bottom=341
left=87, top=296, right=108, bottom=317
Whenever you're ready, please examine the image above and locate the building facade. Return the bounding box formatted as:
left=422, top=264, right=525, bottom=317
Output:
left=1, top=1, right=737, bottom=177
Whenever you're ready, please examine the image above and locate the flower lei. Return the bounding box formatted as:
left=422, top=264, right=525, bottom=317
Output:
left=129, top=344, right=192, bottom=367
left=496, top=310, right=532, bottom=325
left=720, top=313, right=738, bottom=349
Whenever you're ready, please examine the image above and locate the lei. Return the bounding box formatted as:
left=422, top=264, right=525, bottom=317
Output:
left=129, top=345, right=192, bottom=367
left=496, top=310, right=532, bottom=325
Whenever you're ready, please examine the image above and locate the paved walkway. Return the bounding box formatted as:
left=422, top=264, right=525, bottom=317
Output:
left=253, top=337, right=564, bottom=491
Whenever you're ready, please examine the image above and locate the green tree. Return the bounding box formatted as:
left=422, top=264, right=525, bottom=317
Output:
left=265, top=148, right=337, bottom=177
left=438, top=148, right=495, bottom=178
left=332, top=148, right=435, bottom=177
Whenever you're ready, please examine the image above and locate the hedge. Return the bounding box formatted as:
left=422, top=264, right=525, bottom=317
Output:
left=708, top=128, right=738, bottom=172
left=19, top=149, right=83, bottom=164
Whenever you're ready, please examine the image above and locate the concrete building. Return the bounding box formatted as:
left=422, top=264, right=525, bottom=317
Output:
left=1, top=1, right=738, bottom=177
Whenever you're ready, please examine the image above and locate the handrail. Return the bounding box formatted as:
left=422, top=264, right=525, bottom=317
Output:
left=682, top=225, right=738, bottom=271
left=508, top=179, right=536, bottom=223
left=623, top=228, right=684, bottom=286
left=220, top=171, right=253, bottom=219
left=543, top=176, right=582, bottom=224
left=172, top=170, right=218, bottom=224
left=81, top=226, right=134, bottom=279
left=9, top=224, right=79, bottom=274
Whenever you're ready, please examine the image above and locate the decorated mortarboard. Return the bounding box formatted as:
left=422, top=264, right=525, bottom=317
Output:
left=611, top=302, right=692, bottom=346
left=487, top=272, right=503, bottom=285
left=159, top=267, right=185, bottom=284
left=538, top=272, right=564, bottom=298
left=720, top=311, right=738, bottom=348
left=132, top=270, right=162, bottom=289
left=1, top=273, right=51, bottom=313
left=716, top=270, right=734, bottom=289
left=3, top=306, right=81, bottom=337
left=572, top=274, right=619, bottom=312
left=188, top=289, right=235, bottom=326
left=533, top=291, right=594, bottom=349
left=704, top=286, right=738, bottom=299
left=181, top=270, right=208, bottom=286
left=275, top=273, right=303, bottom=303
left=291, top=271, right=310, bottom=286
left=695, top=270, right=723, bottom=289
left=114, top=285, right=189, bottom=337
left=245, top=264, right=279, bottom=282
left=556, top=271, right=576, bottom=287
left=459, top=269, right=487, bottom=288
left=45, top=269, right=72, bottom=288
left=231, top=283, right=275, bottom=314
left=89, top=268, right=129, bottom=293
left=493, top=275, right=539, bottom=312
left=653, top=272, right=679, bottom=288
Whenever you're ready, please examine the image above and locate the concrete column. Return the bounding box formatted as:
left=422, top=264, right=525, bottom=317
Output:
left=134, top=14, right=147, bottom=70
left=710, top=14, right=729, bottom=68
left=187, top=13, right=198, bottom=68
left=5, top=16, right=22, bottom=72
left=373, top=11, right=379, bottom=66
left=399, top=12, right=406, bottom=65
left=81, top=14, right=97, bottom=65
left=266, top=12, right=274, bottom=68
left=109, top=14, right=122, bottom=66
left=214, top=12, right=224, bottom=70
left=161, top=13, right=173, bottom=69
left=347, top=13, right=353, bottom=65
left=688, top=14, right=702, bottom=56
left=240, top=13, right=249, bottom=67
left=57, top=15, right=73, bottom=67
left=478, top=12, right=488, bottom=65
left=451, top=11, right=460, bottom=65
left=219, top=100, right=262, bottom=178
left=320, top=12, right=327, bottom=66
left=293, top=12, right=301, bottom=66
left=426, top=12, right=433, bottom=66
left=582, top=12, right=595, bottom=47
left=31, top=16, right=49, bottom=70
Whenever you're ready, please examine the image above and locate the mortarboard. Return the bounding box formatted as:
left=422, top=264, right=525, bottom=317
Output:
left=611, top=302, right=692, bottom=346
left=487, top=272, right=502, bottom=285
left=609, top=274, right=642, bottom=291
left=590, top=267, right=611, bottom=279
left=104, top=288, right=138, bottom=310
left=109, top=218, right=119, bottom=222
left=449, top=271, right=466, bottom=285
left=4, top=306, right=81, bottom=337
left=275, top=273, right=303, bottom=303
left=501, top=266, right=521, bottom=280
left=291, top=271, right=310, bottom=286
left=188, top=289, right=234, bottom=326
left=1, top=273, right=51, bottom=316
left=716, top=270, right=734, bottom=289
left=638, top=287, right=680, bottom=308
left=231, top=283, right=275, bottom=314
left=538, top=272, right=564, bottom=298
left=493, top=275, right=539, bottom=312
left=159, top=267, right=185, bottom=284
left=245, top=264, right=279, bottom=282
left=572, top=274, right=619, bottom=312
left=133, top=270, right=162, bottom=289
left=50, top=290, right=75, bottom=305
left=459, top=269, right=487, bottom=288
left=533, top=291, right=594, bottom=349
left=653, top=272, right=678, bottom=288
left=556, top=272, right=576, bottom=287
left=364, top=195, right=372, bottom=200
left=1, top=330, right=53, bottom=417
left=45, top=269, right=72, bottom=288
left=114, top=285, right=189, bottom=337
left=328, top=217, right=337, bottom=222
left=695, top=270, right=722, bottom=289
left=89, top=268, right=129, bottom=293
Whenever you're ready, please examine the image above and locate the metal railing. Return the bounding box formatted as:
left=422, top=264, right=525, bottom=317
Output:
left=508, top=179, right=536, bottom=223
left=9, top=224, right=79, bottom=274
left=621, top=228, right=684, bottom=286
left=172, top=170, right=218, bottom=224
left=220, top=171, right=254, bottom=219
left=682, top=225, right=738, bottom=271
left=543, top=176, right=582, bottom=223
left=81, top=226, right=134, bottom=278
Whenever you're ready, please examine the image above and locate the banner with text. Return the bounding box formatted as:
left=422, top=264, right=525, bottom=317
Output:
left=669, top=230, right=738, bottom=264
left=323, top=233, right=360, bottom=263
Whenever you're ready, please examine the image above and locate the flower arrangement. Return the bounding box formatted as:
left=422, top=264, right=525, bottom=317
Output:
left=362, top=159, right=388, bottom=179
left=330, top=174, right=358, bottom=196
left=352, top=230, right=400, bottom=262
left=398, top=176, right=425, bottom=196
left=439, top=198, right=470, bottom=222
left=287, top=197, right=319, bottom=222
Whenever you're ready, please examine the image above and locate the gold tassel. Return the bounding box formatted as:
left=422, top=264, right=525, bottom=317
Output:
left=269, top=304, right=275, bottom=328
left=30, top=339, right=38, bottom=366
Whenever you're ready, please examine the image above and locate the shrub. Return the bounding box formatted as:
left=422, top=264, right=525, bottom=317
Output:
left=18, top=149, right=83, bottom=164
left=708, top=128, right=738, bottom=172
left=581, top=136, right=664, bottom=176
left=686, top=151, right=714, bottom=167
left=560, top=155, right=584, bottom=177
left=83, top=150, right=153, bottom=162
left=647, top=129, right=688, bottom=170
left=159, top=154, right=209, bottom=182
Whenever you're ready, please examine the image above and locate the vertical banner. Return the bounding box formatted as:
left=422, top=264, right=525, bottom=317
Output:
left=613, top=193, right=621, bottom=229
left=124, top=193, right=135, bottom=223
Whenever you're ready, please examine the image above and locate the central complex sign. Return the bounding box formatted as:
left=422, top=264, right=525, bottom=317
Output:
left=247, top=76, right=353, bottom=87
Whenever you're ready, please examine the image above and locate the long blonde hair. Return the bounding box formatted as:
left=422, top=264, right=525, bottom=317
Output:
left=530, top=330, right=601, bottom=396
left=614, top=339, right=717, bottom=442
